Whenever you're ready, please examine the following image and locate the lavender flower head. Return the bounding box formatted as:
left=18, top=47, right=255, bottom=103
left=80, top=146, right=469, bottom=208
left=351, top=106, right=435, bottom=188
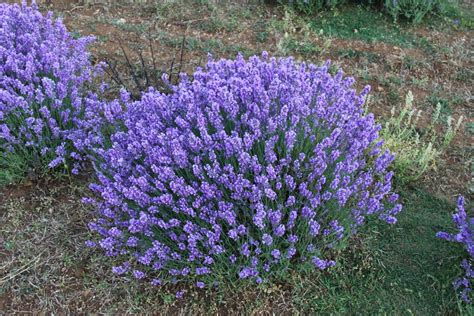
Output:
left=437, top=196, right=473, bottom=303
left=86, top=53, right=401, bottom=287
left=0, top=1, right=97, bottom=178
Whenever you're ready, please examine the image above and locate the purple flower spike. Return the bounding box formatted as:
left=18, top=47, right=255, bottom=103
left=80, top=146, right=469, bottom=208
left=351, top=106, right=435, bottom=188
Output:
left=437, top=196, right=473, bottom=303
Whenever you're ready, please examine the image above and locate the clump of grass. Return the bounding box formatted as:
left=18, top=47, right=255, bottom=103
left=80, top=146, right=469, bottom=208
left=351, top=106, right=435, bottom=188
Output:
left=272, top=9, right=331, bottom=57
left=385, top=0, right=437, bottom=24
left=0, top=149, right=37, bottom=186
left=308, top=4, right=431, bottom=48
left=278, top=0, right=469, bottom=26
left=378, top=91, right=463, bottom=184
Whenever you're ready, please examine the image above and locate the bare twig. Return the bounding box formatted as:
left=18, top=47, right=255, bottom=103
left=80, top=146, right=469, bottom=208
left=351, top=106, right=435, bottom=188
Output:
left=104, top=60, right=126, bottom=88
left=138, top=50, right=150, bottom=88
left=169, top=33, right=187, bottom=85
left=148, top=32, right=158, bottom=87
left=120, top=44, right=143, bottom=92
left=168, top=56, right=175, bottom=84
left=177, top=33, right=187, bottom=80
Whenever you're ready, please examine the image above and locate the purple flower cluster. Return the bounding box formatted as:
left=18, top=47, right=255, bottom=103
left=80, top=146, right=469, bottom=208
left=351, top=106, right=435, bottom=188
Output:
left=437, top=196, right=473, bottom=303
left=86, top=53, right=401, bottom=287
left=0, top=2, right=96, bottom=176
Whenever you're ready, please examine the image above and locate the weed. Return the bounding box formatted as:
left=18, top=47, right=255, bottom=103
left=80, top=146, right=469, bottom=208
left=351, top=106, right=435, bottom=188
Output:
left=385, top=0, right=437, bottom=24
left=411, top=77, right=429, bottom=88
left=426, top=92, right=454, bottom=122
left=387, top=89, right=402, bottom=104
left=196, top=12, right=238, bottom=33
left=455, top=69, right=472, bottom=83
left=467, top=122, right=474, bottom=135
left=277, top=36, right=327, bottom=56
left=357, top=66, right=375, bottom=82
left=155, top=0, right=187, bottom=23
left=379, top=91, right=463, bottom=183
left=97, top=35, right=109, bottom=43
left=435, top=0, right=474, bottom=30
left=274, top=9, right=331, bottom=56
left=255, top=20, right=270, bottom=43
left=402, top=55, right=417, bottom=70
left=255, top=30, right=269, bottom=43
left=388, top=75, right=403, bottom=86
left=0, top=150, right=35, bottom=186
left=70, top=29, right=82, bottom=39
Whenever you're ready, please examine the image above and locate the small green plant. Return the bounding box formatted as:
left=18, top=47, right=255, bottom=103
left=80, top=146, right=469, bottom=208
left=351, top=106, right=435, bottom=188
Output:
left=155, top=0, right=186, bottom=23
left=378, top=91, right=463, bottom=183
left=274, top=9, right=331, bottom=56
left=385, top=0, right=435, bottom=23
left=0, top=148, right=37, bottom=186
left=466, top=122, right=474, bottom=135
left=255, top=20, right=269, bottom=43
left=279, top=0, right=347, bottom=14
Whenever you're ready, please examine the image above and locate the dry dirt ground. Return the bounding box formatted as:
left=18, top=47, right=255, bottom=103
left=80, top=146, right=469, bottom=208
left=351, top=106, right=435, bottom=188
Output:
left=0, top=0, right=473, bottom=313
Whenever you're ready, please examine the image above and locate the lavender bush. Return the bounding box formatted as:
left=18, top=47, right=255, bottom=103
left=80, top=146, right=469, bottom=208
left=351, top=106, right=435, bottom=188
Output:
left=437, top=196, right=473, bottom=304
left=0, top=2, right=97, bottom=183
left=86, top=53, right=402, bottom=289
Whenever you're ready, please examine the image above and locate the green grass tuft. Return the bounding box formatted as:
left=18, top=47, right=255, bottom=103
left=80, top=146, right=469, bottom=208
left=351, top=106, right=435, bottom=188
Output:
left=309, top=4, right=433, bottom=48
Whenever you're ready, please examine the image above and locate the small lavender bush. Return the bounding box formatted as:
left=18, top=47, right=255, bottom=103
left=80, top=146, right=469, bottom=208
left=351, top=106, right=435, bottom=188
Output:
left=437, top=196, right=473, bottom=304
left=86, top=53, right=401, bottom=289
left=0, top=2, right=97, bottom=183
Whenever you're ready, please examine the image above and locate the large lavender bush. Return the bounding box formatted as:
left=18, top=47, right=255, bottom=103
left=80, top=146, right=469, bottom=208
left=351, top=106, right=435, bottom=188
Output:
left=437, top=196, right=473, bottom=304
left=86, top=53, right=402, bottom=289
left=0, top=2, right=97, bottom=183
